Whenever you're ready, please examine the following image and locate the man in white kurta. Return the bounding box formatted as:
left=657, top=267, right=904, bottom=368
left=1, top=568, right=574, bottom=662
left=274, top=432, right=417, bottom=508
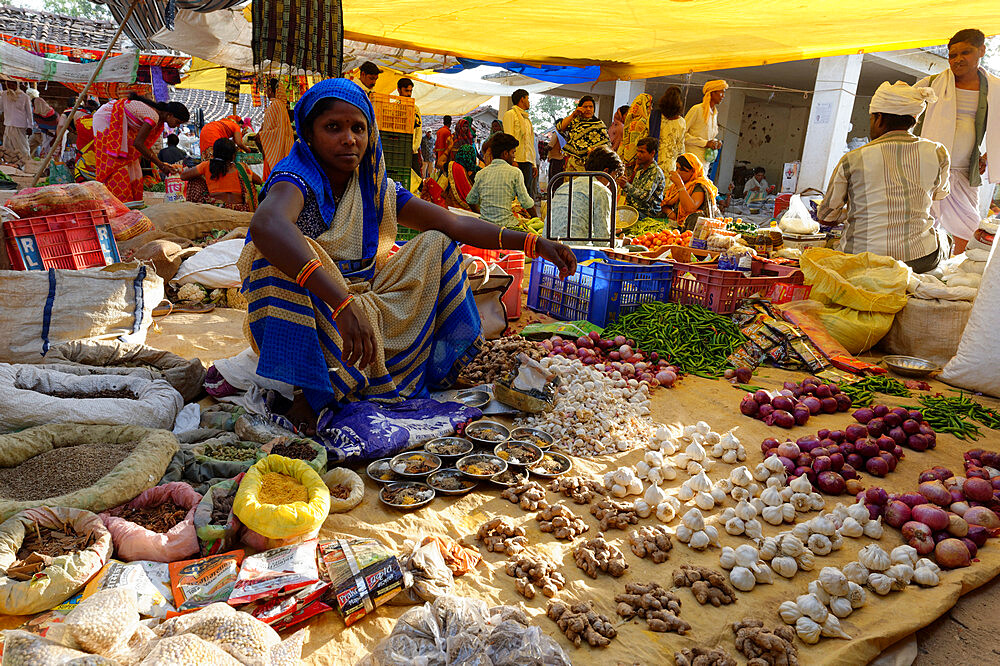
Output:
left=683, top=79, right=727, bottom=169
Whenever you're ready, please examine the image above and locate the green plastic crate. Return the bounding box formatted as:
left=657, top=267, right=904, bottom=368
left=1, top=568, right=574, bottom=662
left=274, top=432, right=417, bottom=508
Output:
left=381, top=130, right=412, bottom=171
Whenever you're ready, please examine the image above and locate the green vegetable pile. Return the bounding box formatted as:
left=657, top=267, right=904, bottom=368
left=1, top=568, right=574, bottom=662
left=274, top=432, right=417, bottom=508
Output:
left=840, top=375, right=911, bottom=407
left=602, top=302, right=746, bottom=376
left=907, top=393, right=1000, bottom=440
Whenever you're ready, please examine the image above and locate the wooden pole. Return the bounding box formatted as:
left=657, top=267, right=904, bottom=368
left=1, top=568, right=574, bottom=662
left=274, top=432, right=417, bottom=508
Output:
left=29, top=0, right=141, bottom=187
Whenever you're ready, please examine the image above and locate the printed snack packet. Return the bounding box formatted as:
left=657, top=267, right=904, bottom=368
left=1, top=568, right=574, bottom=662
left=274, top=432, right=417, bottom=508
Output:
left=228, top=540, right=321, bottom=606
left=168, top=549, right=244, bottom=613
left=271, top=599, right=332, bottom=631
left=82, top=560, right=176, bottom=618
left=242, top=581, right=329, bottom=626
left=317, top=538, right=403, bottom=626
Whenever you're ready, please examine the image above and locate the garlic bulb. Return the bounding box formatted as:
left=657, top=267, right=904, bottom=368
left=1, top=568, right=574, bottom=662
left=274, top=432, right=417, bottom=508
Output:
left=764, top=456, right=785, bottom=473
left=635, top=461, right=652, bottom=479
left=694, top=491, right=715, bottom=511
left=710, top=485, right=728, bottom=504
left=795, top=593, right=828, bottom=623
left=886, top=564, right=914, bottom=589
left=725, top=517, right=745, bottom=536
left=791, top=522, right=811, bottom=542
left=808, top=580, right=831, bottom=605
left=847, top=502, right=871, bottom=525
left=675, top=524, right=693, bottom=543
left=867, top=572, right=893, bottom=595
left=795, top=617, right=821, bottom=644
left=689, top=530, right=710, bottom=550
left=913, top=566, right=940, bottom=587
left=842, top=561, right=869, bottom=586
left=781, top=503, right=796, bottom=523
left=703, top=525, right=720, bottom=546
left=682, top=508, right=704, bottom=531
left=772, top=556, right=798, bottom=579
left=686, top=442, right=706, bottom=461
left=829, top=532, right=844, bottom=551
left=734, top=545, right=759, bottom=568
left=751, top=562, right=774, bottom=584
left=719, top=546, right=737, bottom=570
left=687, top=461, right=705, bottom=477
left=809, top=493, right=826, bottom=511
left=743, top=519, right=763, bottom=540
left=789, top=474, right=812, bottom=494
left=791, top=493, right=812, bottom=513
left=863, top=516, right=884, bottom=539
left=890, top=545, right=918, bottom=568
left=766, top=475, right=784, bottom=490
left=633, top=499, right=652, bottom=519
left=750, top=497, right=766, bottom=514
left=779, top=600, right=803, bottom=625
left=735, top=500, right=757, bottom=522
left=779, top=486, right=794, bottom=502
left=819, top=567, right=850, bottom=597
left=838, top=517, right=864, bottom=538
left=829, top=596, right=853, bottom=619
left=731, top=487, right=751, bottom=502
left=730, top=566, right=756, bottom=591
left=761, top=506, right=784, bottom=525
left=821, top=614, right=852, bottom=639
left=677, top=484, right=695, bottom=501
left=847, top=581, right=866, bottom=608
left=779, top=535, right=805, bottom=558
left=858, top=544, right=891, bottom=572
left=695, top=421, right=711, bottom=435
left=809, top=516, right=836, bottom=536
left=796, top=550, right=816, bottom=572
left=807, top=533, right=832, bottom=556
left=656, top=500, right=678, bottom=523
left=721, top=449, right=738, bottom=464
left=730, top=466, right=753, bottom=487
left=752, top=463, right=771, bottom=482
left=760, top=487, right=782, bottom=507
left=716, top=478, right=735, bottom=494
left=689, top=471, right=711, bottom=492
left=915, top=558, right=940, bottom=574
left=759, top=538, right=778, bottom=561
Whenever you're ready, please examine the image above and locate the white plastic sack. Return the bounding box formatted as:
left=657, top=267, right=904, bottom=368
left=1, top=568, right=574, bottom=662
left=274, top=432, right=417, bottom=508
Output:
left=212, top=348, right=295, bottom=399
left=0, top=264, right=163, bottom=364
left=907, top=273, right=978, bottom=301
left=941, top=242, right=1000, bottom=396
left=172, top=238, right=245, bottom=288
left=0, top=364, right=183, bottom=432
left=779, top=194, right=820, bottom=235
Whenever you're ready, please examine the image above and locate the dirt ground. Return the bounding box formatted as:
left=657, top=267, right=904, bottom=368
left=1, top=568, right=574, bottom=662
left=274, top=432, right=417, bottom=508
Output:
left=914, top=574, right=1000, bottom=665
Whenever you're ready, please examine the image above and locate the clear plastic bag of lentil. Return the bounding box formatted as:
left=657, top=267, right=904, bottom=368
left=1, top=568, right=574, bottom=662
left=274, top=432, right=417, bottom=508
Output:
left=59, top=588, right=142, bottom=658
left=0, top=629, right=119, bottom=665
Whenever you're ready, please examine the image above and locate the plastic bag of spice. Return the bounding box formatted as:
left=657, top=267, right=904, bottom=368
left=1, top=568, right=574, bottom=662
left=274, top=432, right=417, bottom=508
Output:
left=234, top=455, right=330, bottom=551
left=199, top=404, right=245, bottom=431
left=0, top=506, right=113, bottom=615
left=193, top=474, right=243, bottom=556
left=0, top=629, right=117, bottom=664
left=82, top=560, right=176, bottom=618
left=168, top=551, right=244, bottom=613
left=321, top=467, right=364, bottom=513
left=261, top=436, right=328, bottom=474
left=228, top=540, right=322, bottom=605
left=100, top=482, right=202, bottom=562
left=60, top=588, right=143, bottom=659
left=158, top=449, right=247, bottom=494
left=191, top=438, right=263, bottom=468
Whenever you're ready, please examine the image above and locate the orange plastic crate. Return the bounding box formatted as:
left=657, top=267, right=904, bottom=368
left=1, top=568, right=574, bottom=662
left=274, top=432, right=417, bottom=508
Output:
left=3, top=209, right=119, bottom=270
left=371, top=92, right=416, bottom=134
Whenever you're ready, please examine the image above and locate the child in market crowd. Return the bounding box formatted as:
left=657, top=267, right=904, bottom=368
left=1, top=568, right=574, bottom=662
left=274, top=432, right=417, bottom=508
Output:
left=617, top=136, right=666, bottom=219
left=466, top=132, right=538, bottom=228
left=743, top=166, right=775, bottom=206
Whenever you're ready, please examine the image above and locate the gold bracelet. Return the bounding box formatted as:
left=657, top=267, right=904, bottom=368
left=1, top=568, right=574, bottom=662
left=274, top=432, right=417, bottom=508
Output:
left=498, top=227, right=503, bottom=250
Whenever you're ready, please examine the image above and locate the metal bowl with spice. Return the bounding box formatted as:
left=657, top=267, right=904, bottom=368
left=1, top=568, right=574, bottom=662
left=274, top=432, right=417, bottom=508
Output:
left=489, top=467, right=529, bottom=487
left=423, top=437, right=474, bottom=461
left=528, top=451, right=573, bottom=478
left=464, top=421, right=510, bottom=448
left=456, top=453, right=508, bottom=480
left=366, top=458, right=402, bottom=484
left=510, top=427, right=554, bottom=450
left=427, top=468, right=479, bottom=495
left=380, top=482, right=435, bottom=510
left=494, top=440, right=543, bottom=467
left=390, top=452, right=442, bottom=478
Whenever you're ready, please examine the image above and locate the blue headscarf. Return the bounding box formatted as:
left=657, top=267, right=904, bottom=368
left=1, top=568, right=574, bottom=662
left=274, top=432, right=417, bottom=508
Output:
left=264, top=78, right=388, bottom=266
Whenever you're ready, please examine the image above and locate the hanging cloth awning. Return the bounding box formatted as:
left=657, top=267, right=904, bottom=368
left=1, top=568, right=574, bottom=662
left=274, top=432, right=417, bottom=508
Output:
left=0, top=40, right=138, bottom=83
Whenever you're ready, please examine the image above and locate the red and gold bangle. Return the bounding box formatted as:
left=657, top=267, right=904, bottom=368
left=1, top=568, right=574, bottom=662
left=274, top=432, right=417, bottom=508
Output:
left=332, top=294, right=354, bottom=320
left=295, top=258, right=322, bottom=287
left=524, top=232, right=538, bottom=259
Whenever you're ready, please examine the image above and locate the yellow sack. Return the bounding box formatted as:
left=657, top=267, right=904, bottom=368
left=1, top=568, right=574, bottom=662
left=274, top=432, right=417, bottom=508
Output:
left=234, top=455, right=330, bottom=541
left=800, top=248, right=909, bottom=314
left=810, top=302, right=897, bottom=356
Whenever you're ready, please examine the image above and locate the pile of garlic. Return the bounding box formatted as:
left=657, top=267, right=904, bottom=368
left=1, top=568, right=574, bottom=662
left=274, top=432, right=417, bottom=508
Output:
left=719, top=544, right=774, bottom=591
left=756, top=534, right=817, bottom=579
left=513, top=356, right=651, bottom=456
left=789, top=502, right=884, bottom=555
left=647, top=425, right=678, bottom=455
left=669, top=422, right=725, bottom=476
left=847, top=544, right=941, bottom=595
left=719, top=501, right=763, bottom=539
left=675, top=508, right=720, bottom=551
left=677, top=471, right=727, bottom=511
left=634, top=484, right=682, bottom=523
left=602, top=467, right=643, bottom=498
left=717, top=457, right=788, bottom=503
left=777, top=570, right=858, bottom=644
left=634, top=450, right=679, bottom=486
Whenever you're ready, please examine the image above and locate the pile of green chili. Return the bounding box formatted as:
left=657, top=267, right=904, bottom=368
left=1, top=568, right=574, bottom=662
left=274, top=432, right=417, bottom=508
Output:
left=906, top=393, right=1000, bottom=440
left=602, top=302, right=746, bottom=376
left=840, top=375, right=912, bottom=407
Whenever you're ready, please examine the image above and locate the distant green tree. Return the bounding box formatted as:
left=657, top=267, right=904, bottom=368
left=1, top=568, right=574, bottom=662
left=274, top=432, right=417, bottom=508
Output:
left=43, top=0, right=111, bottom=20
left=985, top=35, right=1000, bottom=75
left=528, top=94, right=575, bottom=132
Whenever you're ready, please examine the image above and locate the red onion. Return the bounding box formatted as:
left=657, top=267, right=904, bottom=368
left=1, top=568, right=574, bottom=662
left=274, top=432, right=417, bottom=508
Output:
left=967, top=524, right=990, bottom=547
left=866, top=418, right=885, bottom=437
left=845, top=424, right=868, bottom=442
left=816, top=428, right=831, bottom=440
left=993, top=478, right=1000, bottom=491
left=735, top=367, right=753, bottom=383
left=883, top=412, right=902, bottom=429
left=762, top=437, right=780, bottom=449
left=866, top=486, right=888, bottom=506
left=961, top=538, right=978, bottom=558
left=966, top=466, right=989, bottom=480
left=840, top=441, right=855, bottom=455
left=846, top=453, right=864, bottom=470
left=656, top=370, right=677, bottom=387
left=796, top=453, right=814, bottom=468
left=754, top=390, right=771, bottom=405
left=820, top=397, right=838, bottom=414
left=865, top=503, right=883, bottom=520
left=829, top=452, right=845, bottom=471
left=933, top=530, right=951, bottom=544
left=759, top=404, right=775, bottom=420
left=873, top=404, right=889, bottom=417
left=892, top=445, right=905, bottom=460
left=908, top=409, right=923, bottom=422
left=919, top=481, right=953, bottom=507
left=612, top=335, right=626, bottom=346
left=876, top=436, right=895, bottom=452
left=902, top=521, right=936, bottom=555
left=793, top=407, right=811, bottom=426
left=772, top=395, right=794, bottom=413
left=951, top=501, right=970, bottom=516
left=825, top=443, right=842, bottom=456
left=949, top=488, right=965, bottom=504
left=816, top=471, right=846, bottom=494
left=796, top=436, right=820, bottom=452
left=853, top=407, right=875, bottom=424
left=816, top=384, right=833, bottom=398
left=812, top=447, right=829, bottom=458
left=608, top=350, right=620, bottom=361
left=888, top=427, right=907, bottom=445
left=866, top=456, right=889, bottom=477
left=898, top=492, right=926, bottom=508
left=964, top=477, right=994, bottom=502
left=884, top=500, right=912, bottom=527
left=855, top=439, right=879, bottom=458
left=576, top=336, right=593, bottom=349
left=902, top=419, right=920, bottom=436
left=778, top=456, right=796, bottom=474
left=935, top=538, right=972, bottom=568
left=912, top=504, right=950, bottom=531
left=963, top=506, right=1000, bottom=530
left=834, top=394, right=853, bottom=412
left=947, top=513, right=969, bottom=537
left=801, top=396, right=822, bottom=415
left=776, top=442, right=801, bottom=459
left=829, top=429, right=846, bottom=443
left=795, top=466, right=817, bottom=484
left=878, top=451, right=898, bottom=472
left=813, top=456, right=832, bottom=473
left=890, top=406, right=909, bottom=418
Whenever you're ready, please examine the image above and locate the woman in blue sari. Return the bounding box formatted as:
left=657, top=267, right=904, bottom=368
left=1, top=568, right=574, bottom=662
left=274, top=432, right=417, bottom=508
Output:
left=239, top=79, right=575, bottom=412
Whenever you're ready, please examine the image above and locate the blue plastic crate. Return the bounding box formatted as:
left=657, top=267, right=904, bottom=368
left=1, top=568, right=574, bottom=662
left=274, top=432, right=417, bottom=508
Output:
left=526, top=248, right=672, bottom=327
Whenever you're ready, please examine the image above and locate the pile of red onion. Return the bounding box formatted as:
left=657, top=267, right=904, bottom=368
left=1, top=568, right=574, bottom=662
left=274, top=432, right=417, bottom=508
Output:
left=864, top=475, right=1000, bottom=569
left=851, top=405, right=936, bottom=452
left=964, top=449, right=1000, bottom=480
left=760, top=423, right=909, bottom=495
left=739, top=378, right=852, bottom=428
left=542, top=333, right=680, bottom=388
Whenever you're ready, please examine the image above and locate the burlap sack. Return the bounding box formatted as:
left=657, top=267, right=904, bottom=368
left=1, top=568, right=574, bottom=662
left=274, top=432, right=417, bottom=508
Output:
left=132, top=240, right=201, bottom=281
left=116, top=228, right=193, bottom=258
left=0, top=424, right=179, bottom=521
left=881, top=297, right=973, bottom=368
left=143, top=202, right=253, bottom=241
left=42, top=339, right=206, bottom=402
left=0, top=263, right=163, bottom=364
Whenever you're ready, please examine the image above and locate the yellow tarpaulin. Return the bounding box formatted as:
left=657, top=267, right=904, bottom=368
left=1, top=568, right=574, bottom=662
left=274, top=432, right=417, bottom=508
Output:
left=342, top=0, right=1000, bottom=80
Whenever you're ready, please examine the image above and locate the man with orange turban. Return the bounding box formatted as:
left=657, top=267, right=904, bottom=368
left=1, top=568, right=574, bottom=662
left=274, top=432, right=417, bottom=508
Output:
left=684, top=79, right=728, bottom=169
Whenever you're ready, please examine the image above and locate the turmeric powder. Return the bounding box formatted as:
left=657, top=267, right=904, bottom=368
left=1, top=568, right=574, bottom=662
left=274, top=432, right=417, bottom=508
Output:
left=258, top=472, right=308, bottom=504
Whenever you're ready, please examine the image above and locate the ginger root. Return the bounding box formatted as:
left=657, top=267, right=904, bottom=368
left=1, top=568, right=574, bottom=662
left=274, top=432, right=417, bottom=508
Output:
left=732, top=618, right=799, bottom=666
left=547, top=600, right=616, bottom=648
left=505, top=551, right=566, bottom=599
left=671, top=565, right=737, bottom=606
left=614, top=582, right=688, bottom=634
left=675, top=646, right=738, bottom=666
left=590, top=499, right=639, bottom=531
left=573, top=534, right=628, bottom=578
left=476, top=517, right=528, bottom=555
left=547, top=476, right=606, bottom=504
left=500, top=480, right=550, bottom=511
left=628, top=525, right=673, bottom=563
left=536, top=503, right=589, bottom=540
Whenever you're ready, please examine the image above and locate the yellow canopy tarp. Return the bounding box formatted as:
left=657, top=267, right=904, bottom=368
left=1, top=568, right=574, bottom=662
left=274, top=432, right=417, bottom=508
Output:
left=342, top=0, right=1000, bottom=80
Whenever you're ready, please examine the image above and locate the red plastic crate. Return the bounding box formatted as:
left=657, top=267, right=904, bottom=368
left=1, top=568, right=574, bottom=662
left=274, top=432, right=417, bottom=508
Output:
left=495, top=251, right=525, bottom=319
left=670, top=260, right=804, bottom=314
left=3, top=209, right=120, bottom=270
left=460, top=244, right=501, bottom=263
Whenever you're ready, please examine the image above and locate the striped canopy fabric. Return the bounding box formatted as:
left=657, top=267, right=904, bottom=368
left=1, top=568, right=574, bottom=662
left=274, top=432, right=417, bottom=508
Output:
left=251, top=0, right=344, bottom=78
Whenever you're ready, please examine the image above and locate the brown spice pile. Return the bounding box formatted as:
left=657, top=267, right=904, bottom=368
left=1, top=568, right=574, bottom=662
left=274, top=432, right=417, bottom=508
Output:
left=269, top=440, right=318, bottom=461
left=209, top=488, right=236, bottom=525
left=116, top=500, right=188, bottom=533
left=6, top=524, right=96, bottom=580
left=0, top=441, right=137, bottom=501
left=457, top=337, right=544, bottom=385
left=48, top=387, right=138, bottom=400
left=330, top=485, right=350, bottom=499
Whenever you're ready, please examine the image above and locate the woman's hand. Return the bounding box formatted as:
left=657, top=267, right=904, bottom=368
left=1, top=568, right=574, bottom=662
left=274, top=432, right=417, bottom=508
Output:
left=668, top=170, right=684, bottom=187
left=336, top=299, right=377, bottom=369
left=536, top=237, right=577, bottom=279
left=166, top=162, right=184, bottom=175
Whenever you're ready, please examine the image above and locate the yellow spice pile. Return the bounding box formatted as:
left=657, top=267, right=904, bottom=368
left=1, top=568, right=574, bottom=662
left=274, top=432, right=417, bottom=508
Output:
left=258, top=472, right=308, bottom=504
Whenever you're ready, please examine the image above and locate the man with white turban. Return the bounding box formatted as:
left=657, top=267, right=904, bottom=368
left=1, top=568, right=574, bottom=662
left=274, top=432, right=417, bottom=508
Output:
left=817, top=81, right=951, bottom=273
left=684, top=80, right=727, bottom=169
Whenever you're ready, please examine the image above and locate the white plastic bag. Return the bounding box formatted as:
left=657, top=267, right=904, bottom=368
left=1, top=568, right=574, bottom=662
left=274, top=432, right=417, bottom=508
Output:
left=941, top=242, right=1000, bottom=396
left=779, top=194, right=820, bottom=235
left=173, top=239, right=245, bottom=288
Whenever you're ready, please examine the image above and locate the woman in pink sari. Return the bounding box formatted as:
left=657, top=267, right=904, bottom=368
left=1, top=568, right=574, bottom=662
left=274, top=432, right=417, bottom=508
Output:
left=93, top=93, right=189, bottom=206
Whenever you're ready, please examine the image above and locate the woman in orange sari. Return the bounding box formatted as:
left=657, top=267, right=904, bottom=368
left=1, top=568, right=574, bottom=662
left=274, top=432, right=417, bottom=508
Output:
left=93, top=93, right=189, bottom=206
left=421, top=150, right=474, bottom=210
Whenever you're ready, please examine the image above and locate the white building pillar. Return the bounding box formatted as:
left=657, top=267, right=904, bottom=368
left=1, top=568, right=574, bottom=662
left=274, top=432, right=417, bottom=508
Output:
left=798, top=54, right=863, bottom=192
left=715, top=89, right=745, bottom=191
left=498, top=96, right=513, bottom=117
left=613, top=80, right=646, bottom=111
